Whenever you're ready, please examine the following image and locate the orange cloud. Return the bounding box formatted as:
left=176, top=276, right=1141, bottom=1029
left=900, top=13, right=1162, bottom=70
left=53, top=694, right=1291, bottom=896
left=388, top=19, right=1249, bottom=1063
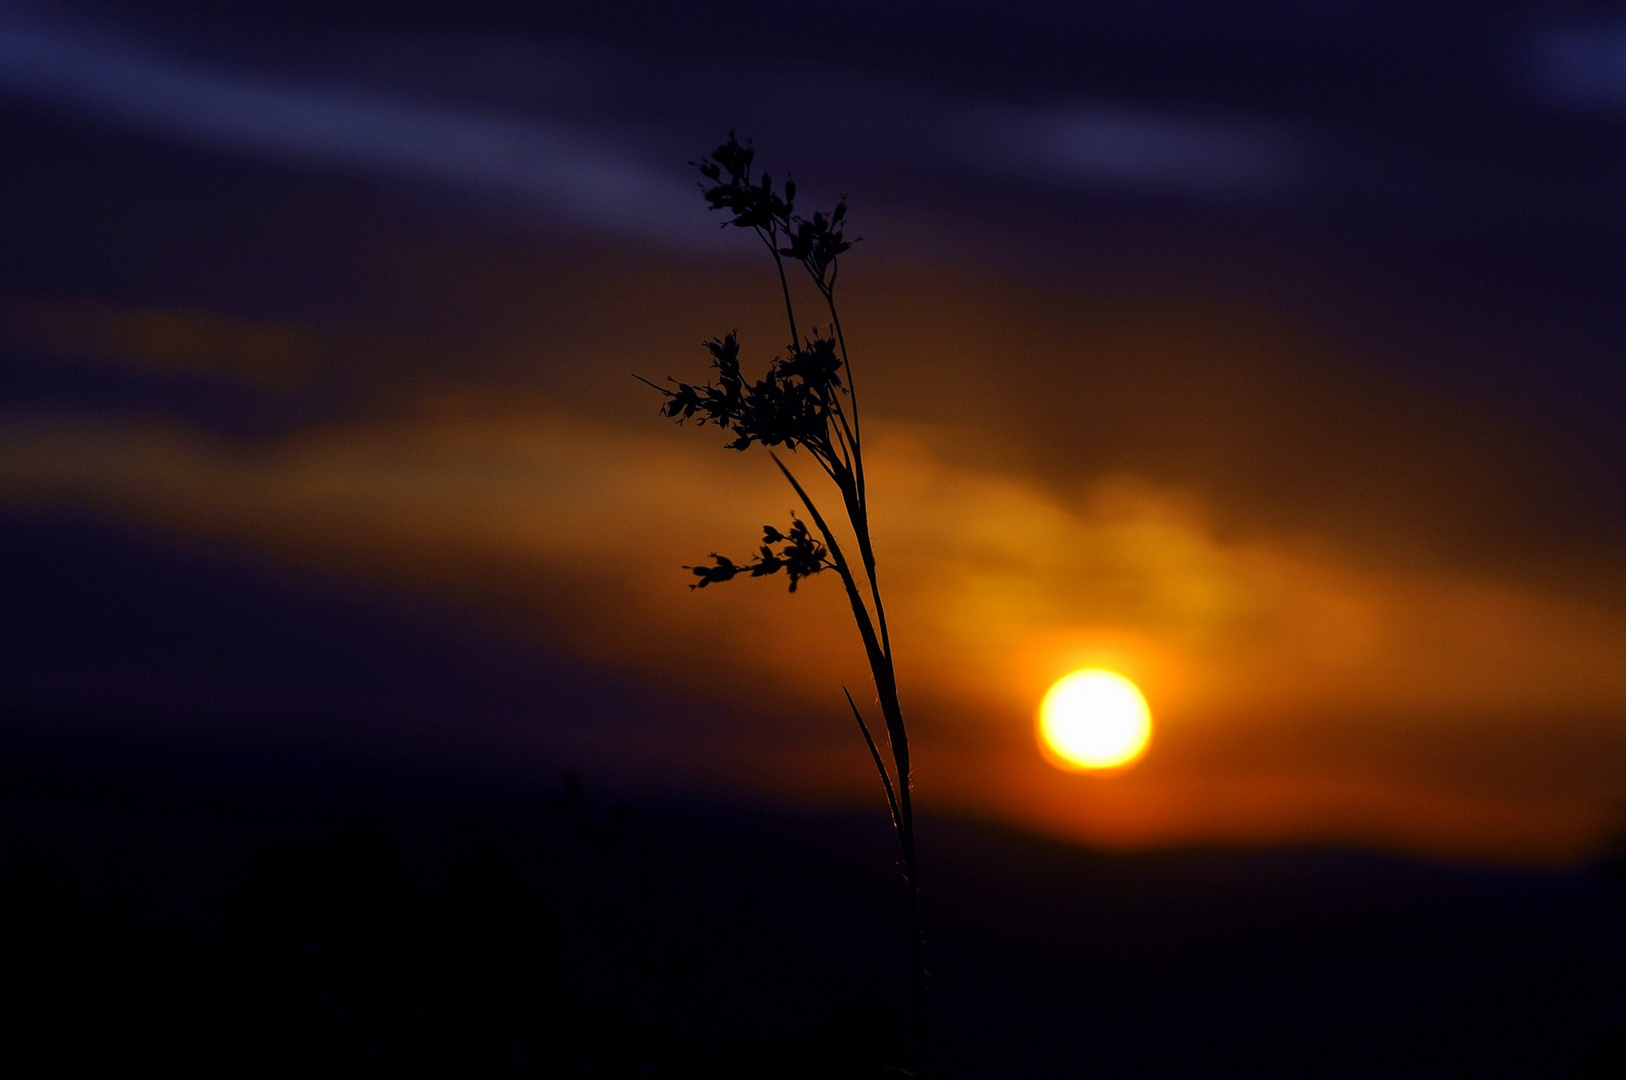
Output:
left=1, top=392, right=1621, bottom=860
left=2, top=298, right=315, bottom=390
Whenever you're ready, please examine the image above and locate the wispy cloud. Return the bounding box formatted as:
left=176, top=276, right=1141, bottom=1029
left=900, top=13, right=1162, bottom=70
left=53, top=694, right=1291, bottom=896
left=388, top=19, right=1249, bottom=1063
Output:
left=2, top=297, right=316, bottom=391
left=1530, top=17, right=1626, bottom=111
left=0, top=10, right=707, bottom=244
left=0, top=5, right=1303, bottom=230
left=962, top=103, right=1297, bottom=196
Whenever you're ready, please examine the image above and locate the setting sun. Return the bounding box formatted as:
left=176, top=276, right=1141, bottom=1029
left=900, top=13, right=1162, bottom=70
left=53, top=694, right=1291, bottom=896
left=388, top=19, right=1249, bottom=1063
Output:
left=1038, top=669, right=1152, bottom=771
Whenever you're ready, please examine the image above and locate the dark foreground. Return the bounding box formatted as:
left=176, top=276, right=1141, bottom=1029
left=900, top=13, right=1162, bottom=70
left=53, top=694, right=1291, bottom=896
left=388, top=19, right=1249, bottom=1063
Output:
left=0, top=729, right=1621, bottom=1078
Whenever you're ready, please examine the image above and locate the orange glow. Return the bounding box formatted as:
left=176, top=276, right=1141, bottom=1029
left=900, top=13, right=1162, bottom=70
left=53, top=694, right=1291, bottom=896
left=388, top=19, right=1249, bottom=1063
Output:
left=1038, top=669, right=1152, bottom=771
left=5, top=263, right=1626, bottom=860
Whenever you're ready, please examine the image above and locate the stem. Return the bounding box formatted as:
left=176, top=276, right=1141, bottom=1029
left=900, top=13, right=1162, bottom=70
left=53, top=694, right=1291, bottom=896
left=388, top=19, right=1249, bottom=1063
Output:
left=771, top=453, right=924, bottom=1072
left=760, top=227, right=800, bottom=349
left=744, top=209, right=921, bottom=1068
left=823, top=290, right=866, bottom=507
left=791, top=290, right=885, bottom=680
left=815, top=287, right=888, bottom=659
left=845, top=687, right=900, bottom=835
left=768, top=455, right=883, bottom=672
left=845, top=491, right=893, bottom=664
left=827, top=392, right=859, bottom=476
left=872, top=647, right=922, bottom=1072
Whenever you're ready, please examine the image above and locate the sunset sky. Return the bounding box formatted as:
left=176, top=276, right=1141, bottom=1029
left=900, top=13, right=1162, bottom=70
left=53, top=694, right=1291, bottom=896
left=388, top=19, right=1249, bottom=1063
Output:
left=3, top=0, right=1625, bottom=861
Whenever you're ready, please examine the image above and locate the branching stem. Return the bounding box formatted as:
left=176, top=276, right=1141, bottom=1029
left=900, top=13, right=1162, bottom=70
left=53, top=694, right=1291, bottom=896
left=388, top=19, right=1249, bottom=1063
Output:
left=658, top=135, right=926, bottom=1074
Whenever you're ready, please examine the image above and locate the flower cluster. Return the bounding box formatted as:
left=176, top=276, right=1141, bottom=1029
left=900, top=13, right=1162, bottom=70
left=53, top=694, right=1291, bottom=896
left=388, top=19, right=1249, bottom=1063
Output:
left=696, top=133, right=854, bottom=290
left=645, top=135, right=863, bottom=594
left=686, top=518, right=831, bottom=592
left=654, top=332, right=844, bottom=458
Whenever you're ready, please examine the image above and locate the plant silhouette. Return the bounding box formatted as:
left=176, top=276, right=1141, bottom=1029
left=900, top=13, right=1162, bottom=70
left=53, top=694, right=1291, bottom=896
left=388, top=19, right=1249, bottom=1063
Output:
left=642, top=134, right=927, bottom=1071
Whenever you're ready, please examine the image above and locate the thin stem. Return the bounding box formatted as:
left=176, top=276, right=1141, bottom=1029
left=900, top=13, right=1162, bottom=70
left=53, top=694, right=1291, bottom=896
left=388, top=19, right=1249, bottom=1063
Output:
left=814, top=287, right=888, bottom=660
left=825, top=291, right=858, bottom=439
left=768, top=455, right=884, bottom=673
left=829, top=417, right=854, bottom=478
left=760, top=227, right=800, bottom=349
left=844, top=686, right=900, bottom=835
left=869, top=657, right=921, bottom=1073
left=827, top=385, right=859, bottom=474
left=822, top=288, right=864, bottom=497
left=822, top=392, right=856, bottom=478
left=846, top=493, right=892, bottom=671
left=773, top=456, right=922, bottom=1072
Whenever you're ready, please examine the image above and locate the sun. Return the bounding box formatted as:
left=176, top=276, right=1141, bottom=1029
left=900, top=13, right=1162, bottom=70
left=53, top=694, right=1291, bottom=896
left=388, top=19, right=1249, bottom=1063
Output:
left=1038, top=669, right=1152, bottom=771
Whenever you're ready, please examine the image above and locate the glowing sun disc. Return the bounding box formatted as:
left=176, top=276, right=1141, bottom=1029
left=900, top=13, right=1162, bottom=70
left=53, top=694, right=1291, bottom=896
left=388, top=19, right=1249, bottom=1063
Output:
left=1038, top=669, right=1152, bottom=771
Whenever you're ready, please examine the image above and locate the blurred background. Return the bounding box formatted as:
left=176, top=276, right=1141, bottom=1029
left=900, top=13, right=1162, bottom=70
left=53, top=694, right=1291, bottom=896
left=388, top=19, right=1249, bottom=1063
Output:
left=1, top=1, right=1624, bottom=1073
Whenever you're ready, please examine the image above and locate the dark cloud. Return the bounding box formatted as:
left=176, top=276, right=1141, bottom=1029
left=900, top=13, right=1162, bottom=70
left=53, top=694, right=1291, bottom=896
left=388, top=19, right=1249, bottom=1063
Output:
left=0, top=8, right=708, bottom=246
left=1530, top=12, right=1626, bottom=111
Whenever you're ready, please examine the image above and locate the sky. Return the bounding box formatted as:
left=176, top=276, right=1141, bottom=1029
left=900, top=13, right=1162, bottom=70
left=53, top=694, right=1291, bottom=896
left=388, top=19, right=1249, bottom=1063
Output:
left=2, top=0, right=1624, bottom=861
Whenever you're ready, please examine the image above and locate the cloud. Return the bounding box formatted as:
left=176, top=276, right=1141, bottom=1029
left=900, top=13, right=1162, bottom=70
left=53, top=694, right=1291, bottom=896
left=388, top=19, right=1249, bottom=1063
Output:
left=1530, top=18, right=1626, bottom=111
left=0, top=400, right=1621, bottom=857
left=2, top=298, right=316, bottom=391
left=0, top=10, right=707, bottom=244
left=0, top=4, right=1303, bottom=237
left=962, top=103, right=1297, bottom=195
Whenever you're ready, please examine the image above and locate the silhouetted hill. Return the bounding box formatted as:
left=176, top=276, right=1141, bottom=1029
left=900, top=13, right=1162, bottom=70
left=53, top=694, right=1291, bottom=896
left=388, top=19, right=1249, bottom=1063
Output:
left=0, top=725, right=1621, bottom=1077
left=1, top=511, right=1622, bottom=1074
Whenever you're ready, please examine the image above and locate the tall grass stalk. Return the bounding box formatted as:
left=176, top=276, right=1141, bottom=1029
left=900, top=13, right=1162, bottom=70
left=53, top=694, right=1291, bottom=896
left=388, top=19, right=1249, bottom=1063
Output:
left=641, top=134, right=926, bottom=1071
